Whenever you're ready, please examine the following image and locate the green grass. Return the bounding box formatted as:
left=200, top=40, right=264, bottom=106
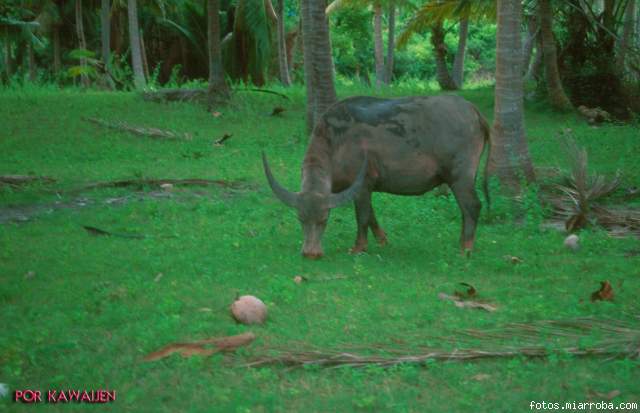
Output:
left=1, top=83, right=639, bottom=412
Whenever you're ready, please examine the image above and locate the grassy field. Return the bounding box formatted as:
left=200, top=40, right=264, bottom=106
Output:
left=1, top=83, right=639, bottom=412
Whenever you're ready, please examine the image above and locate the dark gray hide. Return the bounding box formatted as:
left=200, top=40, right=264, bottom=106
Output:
left=263, top=95, right=491, bottom=258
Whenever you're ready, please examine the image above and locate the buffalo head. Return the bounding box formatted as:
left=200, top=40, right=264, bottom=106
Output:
left=262, top=152, right=367, bottom=259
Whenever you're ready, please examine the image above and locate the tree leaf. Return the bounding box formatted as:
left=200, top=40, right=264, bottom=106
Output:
left=591, top=281, right=614, bottom=302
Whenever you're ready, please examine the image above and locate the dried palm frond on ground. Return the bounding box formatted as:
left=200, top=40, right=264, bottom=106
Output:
left=535, top=136, right=640, bottom=237
left=245, top=317, right=640, bottom=369
left=0, top=175, right=56, bottom=188
left=69, top=178, right=250, bottom=193
left=84, top=117, right=192, bottom=140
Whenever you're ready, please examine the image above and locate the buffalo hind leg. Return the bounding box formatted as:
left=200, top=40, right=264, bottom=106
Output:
left=450, top=180, right=482, bottom=255
left=351, top=190, right=372, bottom=253
left=351, top=191, right=387, bottom=254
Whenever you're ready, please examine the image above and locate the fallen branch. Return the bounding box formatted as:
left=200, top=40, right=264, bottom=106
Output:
left=70, top=178, right=247, bottom=193
left=83, top=225, right=145, bottom=239
left=141, top=88, right=207, bottom=103
left=84, top=117, right=192, bottom=140
left=235, top=88, right=290, bottom=100
left=214, top=133, right=233, bottom=146
left=0, top=175, right=56, bottom=187
left=141, top=87, right=290, bottom=103
left=438, top=293, right=497, bottom=312
left=144, top=332, right=256, bottom=362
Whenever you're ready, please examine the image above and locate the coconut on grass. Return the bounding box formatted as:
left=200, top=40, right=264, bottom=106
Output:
left=564, top=234, right=580, bottom=251
left=230, top=295, right=267, bottom=325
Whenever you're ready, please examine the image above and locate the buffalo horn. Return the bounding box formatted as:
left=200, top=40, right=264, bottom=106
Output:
left=328, top=153, right=368, bottom=209
left=262, top=152, right=299, bottom=208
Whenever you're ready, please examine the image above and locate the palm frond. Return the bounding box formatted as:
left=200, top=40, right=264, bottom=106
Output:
left=397, top=0, right=494, bottom=49
left=233, top=0, right=272, bottom=82
left=534, top=136, right=639, bottom=237
left=327, top=0, right=417, bottom=15
left=158, top=18, right=204, bottom=57
left=0, top=17, right=40, bottom=28
left=245, top=316, right=640, bottom=368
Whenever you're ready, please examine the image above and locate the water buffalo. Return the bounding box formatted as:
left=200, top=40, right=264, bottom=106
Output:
left=262, top=95, right=491, bottom=259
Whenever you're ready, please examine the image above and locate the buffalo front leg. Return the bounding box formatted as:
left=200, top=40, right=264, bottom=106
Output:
left=368, top=209, right=387, bottom=246
left=450, top=180, right=482, bottom=255
left=351, top=190, right=373, bottom=254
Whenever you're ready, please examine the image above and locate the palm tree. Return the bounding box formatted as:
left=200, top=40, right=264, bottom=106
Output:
left=101, top=0, right=110, bottom=69
left=301, top=0, right=316, bottom=131
left=276, top=0, right=291, bottom=85
left=398, top=0, right=493, bottom=90
left=228, top=0, right=273, bottom=86
left=1, top=16, right=41, bottom=83
left=27, top=40, right=36, bottom=81
left=127, top=0, right=146, bottom=89
left=373, top=1, right=384, bottom=87
left=75, top=0, right=89, bottom=86
left=308, top=0, right=337, bottom=122
left=384, top=0, right=395, bottom=84
left=522, top=13, right=538, bottom=77
left=327, top=0, right=409, bottom=86
left=3, top=26, right=13, bottom=82
left=430, top=19, right=457, bottom=90
left=207, top=0, right=229, bottom=105
left=451, top=17, right=468, bottom=87
left=538, top=0, right=572, bottom=110
left=52, top=21, right=61, bottom=73
left=615, top=0, right=636, bottom=73
left=488, top=0, right=535, bottom=188
left=301, top=0, right=337, bottom=130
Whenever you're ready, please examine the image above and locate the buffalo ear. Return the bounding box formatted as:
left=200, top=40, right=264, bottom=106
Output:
left=262, top=152, right=300, bottom=208
left=328, top=153, right=368, bottom=209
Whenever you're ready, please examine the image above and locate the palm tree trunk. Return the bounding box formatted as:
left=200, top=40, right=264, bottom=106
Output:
left=140, top=30, right=150, bottom=81
left=3, top=27, right=12, bottom=82
left=522, top=14, right=538, bottom=76
left=489, top=0, right=535, bottom=189
left=285, top=25, right=299, bottom=77
left=538, top=0, right=572, bottom=110
left=127, top=0, right=146, bottom=89
left=75, top=0, right=89, bottom=87
left=308, top=0, right=337, bottom=121
left=373, top=1, right=384, bottom=88
left=431, top=21, right=458, bottom=90
left=452, top=17, right=468, bottom=88
left=525, top=35, right=543, bottom=82
left=301, top=0, right=316, bottom=131
left=207, top=0, right=229, bottom=105
left=615, top=0, right=636, bottom=73
left=27, top=41, right=36, bottom=82
left=276, top=0, right=291, bottom=86
left=180, top=36, right=189, bottom=76
left=384, top=0, right=395, bottom=84
left=101, top=0, right=111, bottom=68
left=53, top=25, right=61, bottom=74
left=285, top=22, right=302, bottom=75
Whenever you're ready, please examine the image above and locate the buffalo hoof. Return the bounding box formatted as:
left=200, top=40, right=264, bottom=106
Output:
left=373, top=229, right=387, bottom=246
left=349, top=245, right=367, bottom=255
